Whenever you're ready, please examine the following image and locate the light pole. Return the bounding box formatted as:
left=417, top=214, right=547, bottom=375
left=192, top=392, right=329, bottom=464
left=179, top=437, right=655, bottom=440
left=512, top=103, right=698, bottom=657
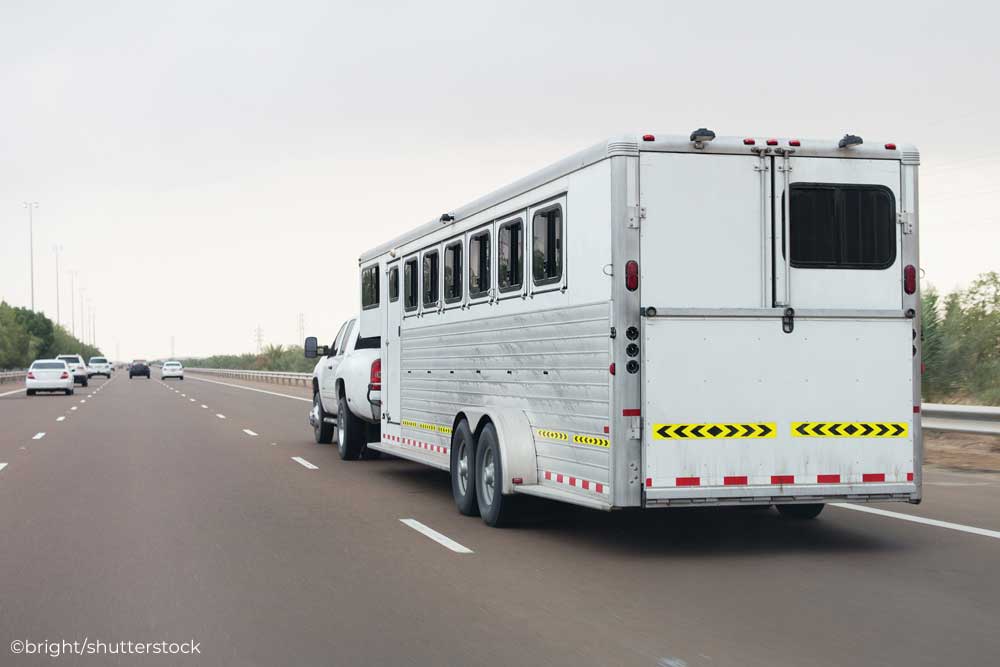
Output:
left=80, top=288, right=87, bottom=344
left=23, top=202, right=38, bottom=310
left=53, top=244, right=63, bottom=326
left=69, top=271, right=77, bottom=337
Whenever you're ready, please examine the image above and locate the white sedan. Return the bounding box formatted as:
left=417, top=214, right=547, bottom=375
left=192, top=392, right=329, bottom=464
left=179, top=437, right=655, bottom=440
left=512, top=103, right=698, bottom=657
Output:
left=161, top=361, right=184, bottom=380
left=26, top=359, right=75, bottom=396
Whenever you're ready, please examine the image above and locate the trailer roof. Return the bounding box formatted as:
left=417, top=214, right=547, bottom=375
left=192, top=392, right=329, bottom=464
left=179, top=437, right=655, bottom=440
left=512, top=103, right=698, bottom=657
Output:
left=359, top=133, right=918, bottom=264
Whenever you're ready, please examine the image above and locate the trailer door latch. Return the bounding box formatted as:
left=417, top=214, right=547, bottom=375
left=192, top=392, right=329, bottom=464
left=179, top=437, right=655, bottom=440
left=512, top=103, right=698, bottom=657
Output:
left=782, top=307, right=795, bottom=334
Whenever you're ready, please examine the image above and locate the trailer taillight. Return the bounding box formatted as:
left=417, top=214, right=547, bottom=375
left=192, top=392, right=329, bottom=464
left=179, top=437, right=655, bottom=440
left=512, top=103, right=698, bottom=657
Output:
left=788, top=139, right=801, bottom=147
left=743, top=138, right=755, bottom=145
left=625, top=260, right=639, bottom=291
left=642, top=134, right=655, bottom=142
left=609, top=363, right=615, bottom=376
left=369, top=359, right=381, bottom=391
left=766, top=138, right=778, bottom=146
left=903, top=265, right=916, bottom=294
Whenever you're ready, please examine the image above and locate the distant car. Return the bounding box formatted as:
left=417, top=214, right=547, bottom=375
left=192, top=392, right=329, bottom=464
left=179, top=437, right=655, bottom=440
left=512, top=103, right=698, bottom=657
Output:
left=161, top=361, right=184, bottom=380
left=55, top=354, right=88, bottom=386
left=87, top=356, right=112, bottom=379
left=26, top=359, right=74, bottom=396
left=129, top=360, right=151, bottom=379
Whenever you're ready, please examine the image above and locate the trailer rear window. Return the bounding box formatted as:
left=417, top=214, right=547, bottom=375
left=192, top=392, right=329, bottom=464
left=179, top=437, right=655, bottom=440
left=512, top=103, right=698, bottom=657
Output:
left=422, top=250, right=439, bottom=307
left=469, top=230, right=491, bottom=298
left=444, top=241, right=462, bottom=303
left=361, top=265, right=380, bottom=309
left=532, top=204, right=563, bottom=285
left=403, top=258, right=418, bottom=311
left=388, top=266, right=399, bottom=302
left=498, top=219, right=523, bottom=292
left=789, top=184, right=896, bottom=269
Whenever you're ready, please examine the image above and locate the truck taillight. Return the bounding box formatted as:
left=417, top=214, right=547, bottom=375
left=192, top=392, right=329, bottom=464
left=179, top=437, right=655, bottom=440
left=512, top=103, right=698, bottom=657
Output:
left=903, top=265, right=916, bottom=294
left=369, top=359, right=381, bottom=391
left=625, top=260, right=639, bottom=291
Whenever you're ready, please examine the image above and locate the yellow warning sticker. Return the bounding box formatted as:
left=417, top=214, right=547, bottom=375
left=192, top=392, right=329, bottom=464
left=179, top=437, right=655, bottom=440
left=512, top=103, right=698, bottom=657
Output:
left=537, top=429, right=569, bottom=441
left=792, top=422, right=908, bottom=438
left=572, top=434, right=610, bottom=448
left=653, top=423, right=776, bottom=439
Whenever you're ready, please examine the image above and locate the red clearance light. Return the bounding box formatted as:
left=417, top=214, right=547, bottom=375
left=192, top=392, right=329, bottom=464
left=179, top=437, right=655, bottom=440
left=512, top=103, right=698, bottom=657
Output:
left=766, top=138, right=778, bottom=146
left=903, top=265, right=916, bottom=294
left=608, top=363, right=616, bottom=375
left=789, top=139, right=801, bottom=147
left=642, top=134, right=655, bottom=142
left=885, top=143, right=897, bottom=150
left=368, top=358, right=381, bottom=391
left=625, top=260, right=639, bottom=291
left=511, top=477, right=523, bottom=485
left=743, top=138, right=755, bottom=145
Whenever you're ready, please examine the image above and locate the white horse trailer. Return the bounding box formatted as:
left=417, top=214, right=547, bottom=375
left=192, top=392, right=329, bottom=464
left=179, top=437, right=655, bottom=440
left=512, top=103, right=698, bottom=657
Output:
left=358, top=130, right=922, bottom=526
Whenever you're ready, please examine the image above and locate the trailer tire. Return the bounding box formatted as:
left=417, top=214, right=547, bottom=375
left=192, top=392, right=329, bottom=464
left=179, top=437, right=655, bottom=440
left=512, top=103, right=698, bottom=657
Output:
left=450, top=419, right=477, bottom=516
left=475, top=423, right=514, bottom=527
left=777, top=503, right=825, bottom=520
left=312, top=392, right=334, bottom=444
left=337, top=392, right=365, bottom=460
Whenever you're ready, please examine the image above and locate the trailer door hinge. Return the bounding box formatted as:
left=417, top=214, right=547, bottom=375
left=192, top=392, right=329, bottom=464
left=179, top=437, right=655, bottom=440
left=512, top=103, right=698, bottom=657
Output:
left=898, top=211, right=914, bottom=235
left=628, top=416, right=642, bottom=440
left=628, top=205, right=645, bottom=229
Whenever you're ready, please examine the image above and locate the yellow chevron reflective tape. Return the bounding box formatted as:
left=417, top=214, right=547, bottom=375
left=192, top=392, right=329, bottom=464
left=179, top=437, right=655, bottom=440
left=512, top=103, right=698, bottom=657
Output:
left=572, top=434, right=610, bottom=448
left=652, top=423, right=776, bottom=439
left=401, top=419, right=419, bottom=428
left=536, top=429, right=569, bottom=441
left=791, top=422, right=908, bottom=438
left=437, top=425, right=453, bottom=435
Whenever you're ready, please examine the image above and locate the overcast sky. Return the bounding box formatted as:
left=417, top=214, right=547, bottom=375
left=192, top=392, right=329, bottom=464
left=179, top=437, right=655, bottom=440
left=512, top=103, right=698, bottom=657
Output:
left=2, top=0, right=997, bottom=360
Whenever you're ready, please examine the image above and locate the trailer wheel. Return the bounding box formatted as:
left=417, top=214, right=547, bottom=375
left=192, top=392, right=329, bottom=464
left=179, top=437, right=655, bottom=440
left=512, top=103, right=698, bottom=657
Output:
left=311, top=392, right=334, bottom=444
left=450, top=419, right=477, bottom=516
left=475, top=423, right=514, bottom=527
left=777, top=503, right=825, bottom=520
left=337, top=392, right=365, bottom=460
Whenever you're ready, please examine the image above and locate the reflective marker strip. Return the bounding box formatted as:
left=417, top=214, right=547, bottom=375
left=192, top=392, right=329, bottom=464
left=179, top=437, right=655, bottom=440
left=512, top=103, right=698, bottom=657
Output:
left=543, top=470, right=609, bottom=495
left=771, top=475, right=795, bottom=484
left=654, top=423, right=776, bottom=439
left=676, top=477, right=700, bottom=487
left=818, top=474, right=841, bottom=483
left=724, top=476, right=748, bottom=485
left=863, top=473, right=886, bottom=483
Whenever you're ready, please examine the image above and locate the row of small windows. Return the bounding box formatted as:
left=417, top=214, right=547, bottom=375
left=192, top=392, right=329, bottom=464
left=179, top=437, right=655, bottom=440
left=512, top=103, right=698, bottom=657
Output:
left=370, top=202, right=564, bottom=312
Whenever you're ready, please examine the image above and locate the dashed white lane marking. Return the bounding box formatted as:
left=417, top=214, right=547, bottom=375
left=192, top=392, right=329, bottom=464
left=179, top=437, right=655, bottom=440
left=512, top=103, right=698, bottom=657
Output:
left=399, top=519, right=474, bottom=554
left=291, top=456, right=318, bottom=470
left=189, top=398, right=196, bottom=402
left=0, top=387, right=26, bottom=397
left=70, top=406, right=78, bottom=411
left=201, top=405, right=208, bottom=409
left=187, top=376, right=311, bottom=402
left=831, top=503, right=1000, bottom=541
left=32, top=432, right=46, bottom=440
left=0, top=463, right=6, bottom=472
left=242, top=429, right=259, bottom=436
left=181, top=394, right=186, bottom=397
left=80, top=400, right=86, bottom=404
left=56, top=416, right=66, bottom=422
left=216, top=414, right=226, bottom=419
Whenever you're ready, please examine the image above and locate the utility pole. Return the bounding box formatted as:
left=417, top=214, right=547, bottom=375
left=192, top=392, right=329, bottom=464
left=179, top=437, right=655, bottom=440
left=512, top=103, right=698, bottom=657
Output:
left=23, top=202, right=38, bottom=310
left=297, top=313, right=305, bottom=344
left=53, top=244, right=62, bottom=325
left=80, top=288, right=87, bottom=344
left=254, top=325, right=264, bottom=353
left=91, top=304, right=96, bottom=349
left=170, top=336, right=175, bottom=358
left=69, top=271, right=77, bottom=337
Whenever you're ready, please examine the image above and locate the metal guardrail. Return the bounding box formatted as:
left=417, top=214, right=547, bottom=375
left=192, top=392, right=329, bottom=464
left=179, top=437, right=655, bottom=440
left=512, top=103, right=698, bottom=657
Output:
left=0, top=371, right=25, bottom=385
left=186, top=368, right=311, bottom=387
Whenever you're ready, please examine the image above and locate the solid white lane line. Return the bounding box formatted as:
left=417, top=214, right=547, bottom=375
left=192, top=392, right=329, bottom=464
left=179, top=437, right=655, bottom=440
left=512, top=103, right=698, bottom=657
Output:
left=56, top=416, right=65, bottom=422
left=0, top=387, right=26, bottom=397
left=0, top=463, right=6, bottom=472
left=32, top=432, right=46, bottom=440
left=242, top=429, right=259, bottom=436
left=187, top=375, right=311, bottom=402
left=291, top=456, right=318, bottom=470
left=831, top=503, right=1000, bottom=540
left=216, top=414, right=226, bottom=419
left=399, top=519, right=474, bottom=554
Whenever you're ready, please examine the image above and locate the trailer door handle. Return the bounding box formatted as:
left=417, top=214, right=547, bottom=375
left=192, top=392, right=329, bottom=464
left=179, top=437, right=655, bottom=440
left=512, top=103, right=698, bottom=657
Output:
left=782, top=307, right=795, bottom=334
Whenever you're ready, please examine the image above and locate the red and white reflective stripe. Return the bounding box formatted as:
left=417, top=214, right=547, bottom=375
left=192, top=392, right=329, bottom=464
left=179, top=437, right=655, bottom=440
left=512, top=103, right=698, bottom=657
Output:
left=543, top=470, right=609, bottom=496
left=382, top=433, right=448, bottom=455
left=647, top=472, right=913, bottom=487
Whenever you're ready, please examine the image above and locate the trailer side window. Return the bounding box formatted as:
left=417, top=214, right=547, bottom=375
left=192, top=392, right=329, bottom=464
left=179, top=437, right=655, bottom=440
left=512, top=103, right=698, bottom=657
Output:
left=532, top=204, right=563, bottom=285
left=444, top=241, right=463, bottom=303
left=469, top=230, right=491, bottom=298
left=361, top=265, right=379, bottom=309
left=422, top=250, right=440, bottom=307
left=403, top=258, right=418, bottom=311
left=789, top=184, right=896, bottom=269
left=388, top=266, right=399, bottom=302
left=498, top=219, right=523, bottom=292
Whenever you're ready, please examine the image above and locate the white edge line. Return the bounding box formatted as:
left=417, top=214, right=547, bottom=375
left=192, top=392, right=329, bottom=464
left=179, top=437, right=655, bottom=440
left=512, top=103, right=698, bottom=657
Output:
left=831, top=503, right=1000, bottom=540
left=187, top=375, right=311, bottom=402
left=0, top=387, right=25, bottom=398
left=32, top=432, right=46, bottom=440
left=291, top=456, right=318, bottom=470
left=242, top=429, right=259, bottom=436
left=400, top=518, right=474, bottom=554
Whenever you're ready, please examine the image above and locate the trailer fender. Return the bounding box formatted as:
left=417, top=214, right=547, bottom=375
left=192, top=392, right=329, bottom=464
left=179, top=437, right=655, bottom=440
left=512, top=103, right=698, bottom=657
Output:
left=467, top=409, right=538, bottom=495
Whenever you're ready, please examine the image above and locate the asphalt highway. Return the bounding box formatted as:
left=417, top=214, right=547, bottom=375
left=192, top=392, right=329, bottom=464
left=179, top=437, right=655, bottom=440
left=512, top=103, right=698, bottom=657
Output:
left=1, top=372, right=998, bottom=666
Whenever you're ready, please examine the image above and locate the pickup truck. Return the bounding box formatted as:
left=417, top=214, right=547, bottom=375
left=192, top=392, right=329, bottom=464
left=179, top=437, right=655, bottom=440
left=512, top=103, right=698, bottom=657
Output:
left=304, top=318, right=381, bottom=460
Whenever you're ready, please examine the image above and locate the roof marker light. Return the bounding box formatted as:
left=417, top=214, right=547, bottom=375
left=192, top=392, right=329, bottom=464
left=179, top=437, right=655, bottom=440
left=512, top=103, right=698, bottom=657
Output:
left=904, top=265, right=916, bottom=294
left=766, top=138, right=778, bottom=146
left=789, top=139, right=801, bottom=146
left=743, top=138, right=756, bottom=145
left=885, top=143, right=897, bottom=150
left=642, top=134, right=655, bottom=142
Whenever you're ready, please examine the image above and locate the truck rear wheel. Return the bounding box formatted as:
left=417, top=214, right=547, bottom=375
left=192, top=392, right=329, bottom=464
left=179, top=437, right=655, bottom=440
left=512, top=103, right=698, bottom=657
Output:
left=312, top=392, right=334, bottom=444
left=475, top=423, right=515, bottom=527
left=777, top=503, right=825, bottom=520
left=337, top=392, right=365, bottom=460
left=450, top=420, right=477, bottom=516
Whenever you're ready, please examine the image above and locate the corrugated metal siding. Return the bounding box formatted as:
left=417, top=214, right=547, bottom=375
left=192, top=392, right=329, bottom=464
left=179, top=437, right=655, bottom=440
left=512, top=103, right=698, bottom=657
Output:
left=400, top=301, right=611, bottom=486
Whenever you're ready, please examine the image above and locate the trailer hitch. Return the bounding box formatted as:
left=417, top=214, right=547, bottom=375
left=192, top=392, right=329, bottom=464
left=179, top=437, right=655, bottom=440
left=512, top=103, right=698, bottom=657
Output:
left=782, top=307, right=795, bottom=334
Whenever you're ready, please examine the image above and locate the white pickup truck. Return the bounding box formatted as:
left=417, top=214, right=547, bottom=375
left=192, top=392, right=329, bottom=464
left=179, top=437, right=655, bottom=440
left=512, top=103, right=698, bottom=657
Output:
left=304, top=318, right=381, bottom=460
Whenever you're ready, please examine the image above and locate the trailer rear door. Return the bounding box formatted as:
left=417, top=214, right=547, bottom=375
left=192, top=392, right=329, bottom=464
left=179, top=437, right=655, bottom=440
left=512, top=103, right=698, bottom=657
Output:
left=639, top=150, right=916, bottom=503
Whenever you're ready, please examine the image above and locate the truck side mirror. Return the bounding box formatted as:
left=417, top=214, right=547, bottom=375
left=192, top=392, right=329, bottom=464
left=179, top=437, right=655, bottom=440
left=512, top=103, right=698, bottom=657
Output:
left=304, top=336, right=318, bottom=358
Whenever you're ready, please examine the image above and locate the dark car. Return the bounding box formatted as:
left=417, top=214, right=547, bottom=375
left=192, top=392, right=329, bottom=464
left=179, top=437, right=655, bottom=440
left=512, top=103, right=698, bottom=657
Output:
left=129, top=360, right=151, bottom=379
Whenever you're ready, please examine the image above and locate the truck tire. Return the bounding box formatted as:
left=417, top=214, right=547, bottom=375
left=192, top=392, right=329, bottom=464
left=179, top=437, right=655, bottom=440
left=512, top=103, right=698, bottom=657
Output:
left=337, top=392, right=365, bottom=460
left=475, top=423, right=515, bottom=527
left=777, top=503, right=825, bottom=519
left=312, top=392, right=334, bottom=444
left=450, top=419, right=477, bottom=516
